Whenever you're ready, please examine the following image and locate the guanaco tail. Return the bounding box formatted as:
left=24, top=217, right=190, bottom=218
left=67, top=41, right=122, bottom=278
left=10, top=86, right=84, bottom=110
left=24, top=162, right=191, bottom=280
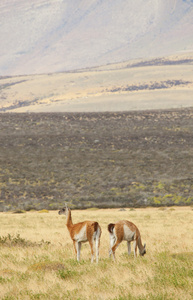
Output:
left=108, top=220, right=146, bottom=260
left=58, top=204, right=102, bottom=263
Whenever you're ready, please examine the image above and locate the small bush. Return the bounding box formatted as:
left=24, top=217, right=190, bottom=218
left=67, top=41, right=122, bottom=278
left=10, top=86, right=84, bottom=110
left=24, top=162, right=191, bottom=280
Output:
left=86, top=207, right=99, bottom=211
left=12, top=210, right=26, bottom=214
left=38, top=209, right=49, bottom=213
left=57, top=269, right=77, bottom=280
left=0, top=234, right=50, bottom=247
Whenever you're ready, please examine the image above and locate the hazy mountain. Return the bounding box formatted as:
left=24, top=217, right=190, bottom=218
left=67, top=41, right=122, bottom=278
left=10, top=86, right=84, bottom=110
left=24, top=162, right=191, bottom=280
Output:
left=0, top=0, right=193, bottom=76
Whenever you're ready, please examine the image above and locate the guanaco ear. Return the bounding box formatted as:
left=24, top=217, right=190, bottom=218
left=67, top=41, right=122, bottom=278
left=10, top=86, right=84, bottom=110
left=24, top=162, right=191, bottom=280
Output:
left=58, top=208, right=65, bottom=215
left=144, top=243, right=146, bottom=249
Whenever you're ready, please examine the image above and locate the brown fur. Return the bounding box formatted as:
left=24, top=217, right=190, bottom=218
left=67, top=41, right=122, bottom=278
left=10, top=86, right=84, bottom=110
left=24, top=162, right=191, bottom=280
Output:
left=58, top=207, right=101, bottom=262
left=108, top=223, right=115, bottom=234
left=108, top=220, right=146, bottom=259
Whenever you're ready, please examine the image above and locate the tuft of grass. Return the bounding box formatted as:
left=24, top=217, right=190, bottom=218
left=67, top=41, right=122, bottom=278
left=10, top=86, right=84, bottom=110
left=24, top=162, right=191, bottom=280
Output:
left=57, top=269, right=78, bottom=280
left=158, top=207, right=167, bottom=211
left=0, top=234, right=50, bottom=247
left=38, top=209, right=49, bottom=213
left=12, top=210, right=26, bottom=214
left=169, top=208, right=175, bottom=211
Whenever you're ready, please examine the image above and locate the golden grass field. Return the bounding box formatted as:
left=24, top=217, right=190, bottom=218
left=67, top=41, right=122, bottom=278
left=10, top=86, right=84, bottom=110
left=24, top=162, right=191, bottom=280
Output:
left=0, top=207, right=192, bottom=299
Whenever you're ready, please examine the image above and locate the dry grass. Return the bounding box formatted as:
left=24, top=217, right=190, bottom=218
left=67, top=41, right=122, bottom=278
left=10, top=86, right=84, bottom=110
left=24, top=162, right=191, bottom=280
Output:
left=0, top=207, right=192, bottom=299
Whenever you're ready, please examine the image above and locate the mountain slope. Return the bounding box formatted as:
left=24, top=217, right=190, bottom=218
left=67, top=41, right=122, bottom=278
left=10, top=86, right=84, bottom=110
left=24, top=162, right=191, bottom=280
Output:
left=0, top=0, right=193, bottom=76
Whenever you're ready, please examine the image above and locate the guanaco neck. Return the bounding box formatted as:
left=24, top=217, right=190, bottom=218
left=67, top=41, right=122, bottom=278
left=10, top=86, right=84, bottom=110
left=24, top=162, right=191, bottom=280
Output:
left=66, top=208, right=73, bottom=229
left=137, top=235, right=144, bottom=252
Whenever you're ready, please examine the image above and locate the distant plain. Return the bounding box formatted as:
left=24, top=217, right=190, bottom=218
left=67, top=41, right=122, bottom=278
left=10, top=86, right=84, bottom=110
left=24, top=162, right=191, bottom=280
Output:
left=1, top=52, right=193, bottom=113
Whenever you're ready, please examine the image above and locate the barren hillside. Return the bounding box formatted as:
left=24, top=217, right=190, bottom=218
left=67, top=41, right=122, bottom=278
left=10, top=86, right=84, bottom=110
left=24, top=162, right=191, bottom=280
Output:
left=0, top=0, right=193, bottom=76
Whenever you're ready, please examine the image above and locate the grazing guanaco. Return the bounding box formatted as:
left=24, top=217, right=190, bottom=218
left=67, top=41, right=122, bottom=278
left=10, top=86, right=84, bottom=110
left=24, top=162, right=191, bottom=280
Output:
left=108, top=220, right=146, bottom=260
left=58, top=205, right=102, bottom=263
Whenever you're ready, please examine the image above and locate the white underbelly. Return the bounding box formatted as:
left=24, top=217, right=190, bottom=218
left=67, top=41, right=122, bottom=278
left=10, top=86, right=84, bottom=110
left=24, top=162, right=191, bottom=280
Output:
left=123, top=225, right=135, bottom=241
left=74, top=225, right=88, bottom=242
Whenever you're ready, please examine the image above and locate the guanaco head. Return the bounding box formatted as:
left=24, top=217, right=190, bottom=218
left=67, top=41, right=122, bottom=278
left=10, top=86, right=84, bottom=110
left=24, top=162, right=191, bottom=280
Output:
left=139, top=243, right=146, bottom=256
left=58, top=203, right=69, bottom=215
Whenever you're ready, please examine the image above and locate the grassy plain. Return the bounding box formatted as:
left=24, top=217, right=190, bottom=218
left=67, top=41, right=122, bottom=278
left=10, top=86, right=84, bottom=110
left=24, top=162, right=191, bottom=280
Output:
left=0, top=207, right=193, bottom=299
